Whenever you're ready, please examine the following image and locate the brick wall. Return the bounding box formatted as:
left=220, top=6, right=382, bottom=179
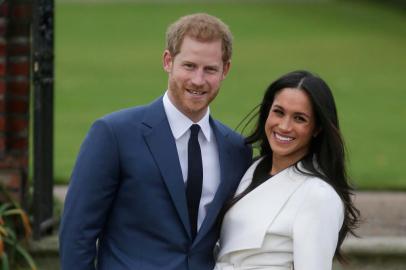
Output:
left=0, top=0, right=31, bottom=206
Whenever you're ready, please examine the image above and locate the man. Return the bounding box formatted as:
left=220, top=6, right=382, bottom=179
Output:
left=59, top=13, right=252, bottom=270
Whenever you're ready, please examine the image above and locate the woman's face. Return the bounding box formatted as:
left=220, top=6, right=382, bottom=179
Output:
left=265, top=88, right=317, bottom=164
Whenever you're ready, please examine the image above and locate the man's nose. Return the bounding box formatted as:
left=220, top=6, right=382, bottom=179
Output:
left=191, top=70, right=205, bottom=86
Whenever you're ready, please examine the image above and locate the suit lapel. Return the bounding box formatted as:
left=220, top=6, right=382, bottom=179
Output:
left=141, top=98, right=191, bottom=237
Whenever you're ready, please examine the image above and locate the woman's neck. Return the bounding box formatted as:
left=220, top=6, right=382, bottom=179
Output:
left=270, top=154, right=303, bottom=175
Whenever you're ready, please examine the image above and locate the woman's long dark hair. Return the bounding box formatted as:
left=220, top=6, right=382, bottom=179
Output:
left=231, top=70, right=360, bottom=262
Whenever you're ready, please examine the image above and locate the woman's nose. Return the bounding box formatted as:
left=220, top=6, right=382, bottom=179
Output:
left=279, top=117, right=292, bottom=131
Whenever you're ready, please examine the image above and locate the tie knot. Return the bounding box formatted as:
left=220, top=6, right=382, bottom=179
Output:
left=190, top=124, right=200, bottom=138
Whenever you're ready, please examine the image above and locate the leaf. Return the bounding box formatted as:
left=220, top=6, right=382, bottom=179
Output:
left=0, top=183, right=22, bottom=222
left=0, top=252, right=9, bottom=270
left=0, top=203, right=12, bottom=217
left=20, top=211, right=32, bottom=239
left=3, top=229, right=16, bottom=242
left=0, top=235, right=3, bottom=257
left=15, top=243, right=37, bottom=270
left=4, top=209, right=32, bottom=239
left=4, top=208, right=25, bottom=217
left=0, top=185, right=20, bottom=209
left=0, top=183, right=36, bottom=268
left=0, top=225, right=7, bottom=237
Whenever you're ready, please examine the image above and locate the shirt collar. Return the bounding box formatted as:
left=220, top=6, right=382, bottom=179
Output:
left=163, top=91, right=212, bottom=141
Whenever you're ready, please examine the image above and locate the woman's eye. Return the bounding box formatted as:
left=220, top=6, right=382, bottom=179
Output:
left=273, top=109, right=283, bottom=115
left=294, top=116, right=306, bottom=122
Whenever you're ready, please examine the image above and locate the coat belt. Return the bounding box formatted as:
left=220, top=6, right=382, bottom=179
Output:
left=214, top=263, right=292, bottom=270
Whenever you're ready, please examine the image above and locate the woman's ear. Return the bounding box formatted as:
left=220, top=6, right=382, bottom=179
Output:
left=313, top=127, right=322, bottom=138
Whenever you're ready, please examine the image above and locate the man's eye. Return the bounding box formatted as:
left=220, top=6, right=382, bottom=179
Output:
left=206, top=68, right=218, bottom=74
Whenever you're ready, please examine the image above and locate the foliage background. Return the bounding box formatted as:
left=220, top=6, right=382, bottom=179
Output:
left=49, top=0, right=406, bottom=189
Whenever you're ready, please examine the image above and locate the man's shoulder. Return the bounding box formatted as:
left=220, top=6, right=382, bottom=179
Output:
left=103, top=105, right=146, bottom=122
left=211, top=118, right=253, bottom=171
left=211, top=118, right=246, bottom=145
left=100, top=97, right=163, bottom=126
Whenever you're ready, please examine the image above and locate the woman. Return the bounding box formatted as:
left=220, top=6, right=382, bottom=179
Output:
left=215, top=70, right=359, bottom=270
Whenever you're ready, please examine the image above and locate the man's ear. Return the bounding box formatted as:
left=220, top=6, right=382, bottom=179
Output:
left=221, top=60, right=231, bottom=80
left=163, top=50, right=173, bottom=72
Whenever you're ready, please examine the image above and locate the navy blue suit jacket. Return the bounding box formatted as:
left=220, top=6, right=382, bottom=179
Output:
left=59, top=97, right=252, bottom=270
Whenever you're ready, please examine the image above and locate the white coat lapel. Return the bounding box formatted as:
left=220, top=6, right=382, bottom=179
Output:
left=218, top=161, right=307, bottom=258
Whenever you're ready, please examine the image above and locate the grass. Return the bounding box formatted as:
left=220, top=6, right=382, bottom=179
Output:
left=51, top=1, right=406, bottom=189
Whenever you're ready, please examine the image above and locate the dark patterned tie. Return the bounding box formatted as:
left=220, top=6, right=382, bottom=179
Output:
left=186, top=124, right=203, bottom=239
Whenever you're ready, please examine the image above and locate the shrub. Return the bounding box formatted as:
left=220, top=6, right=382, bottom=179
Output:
left=0, top=184, right=37, bottom=270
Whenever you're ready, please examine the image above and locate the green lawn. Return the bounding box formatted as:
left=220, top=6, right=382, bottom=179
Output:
left=52, top=1, right=406, bottom=189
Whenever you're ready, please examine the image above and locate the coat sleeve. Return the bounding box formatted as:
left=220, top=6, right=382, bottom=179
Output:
left=292, top=181, right=344, bottom=270
left=59, top=119, right=121, bottom=270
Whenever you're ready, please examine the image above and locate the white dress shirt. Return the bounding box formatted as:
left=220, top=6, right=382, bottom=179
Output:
left=163, top=92, right=221, bottom=229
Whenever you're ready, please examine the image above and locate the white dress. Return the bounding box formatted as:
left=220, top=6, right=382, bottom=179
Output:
left=214, top=159, right=344, bottom=270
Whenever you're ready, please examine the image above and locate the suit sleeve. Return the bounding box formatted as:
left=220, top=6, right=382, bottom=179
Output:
left=292, top=182, right=344, bottom=270
left=59, top=119, right=121, bottom=270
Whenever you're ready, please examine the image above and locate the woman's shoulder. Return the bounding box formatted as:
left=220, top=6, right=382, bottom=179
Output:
left=301, top=176, right=342, bottom=207
left=234, top=159, right=263, bottom=195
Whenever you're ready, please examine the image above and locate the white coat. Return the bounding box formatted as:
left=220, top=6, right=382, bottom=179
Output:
left=214, top=159, right=344, bottom=270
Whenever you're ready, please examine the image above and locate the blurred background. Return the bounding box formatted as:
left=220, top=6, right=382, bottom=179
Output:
left=51, top=0, right=406, bottom=190
left=0, top=1, right=404, bottom=268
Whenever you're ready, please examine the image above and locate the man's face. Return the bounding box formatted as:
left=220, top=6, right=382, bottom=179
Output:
left=163, top=36, right=230, bottom=122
